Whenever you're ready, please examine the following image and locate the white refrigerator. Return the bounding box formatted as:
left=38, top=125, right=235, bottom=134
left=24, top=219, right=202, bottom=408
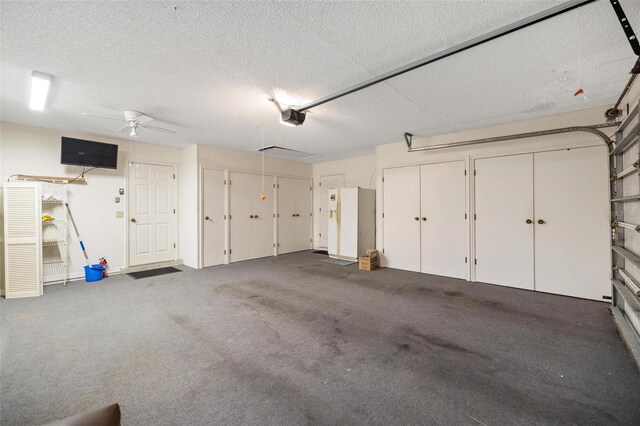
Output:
left=328, top=187, right=376, bottom=261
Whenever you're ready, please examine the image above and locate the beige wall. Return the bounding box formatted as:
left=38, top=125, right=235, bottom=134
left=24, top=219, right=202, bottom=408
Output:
left=0, top=122, right=182, bottom=283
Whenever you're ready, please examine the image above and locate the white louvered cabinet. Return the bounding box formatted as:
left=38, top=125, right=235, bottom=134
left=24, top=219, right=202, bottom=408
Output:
left=3, top=182, right=43, bottom=298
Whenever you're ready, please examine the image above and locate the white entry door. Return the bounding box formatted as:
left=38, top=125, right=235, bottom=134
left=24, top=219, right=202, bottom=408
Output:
left=279, top=177, right=312, bottom=254
left=129, top=163, right=176, bottom=266
left=533, top=147, right=610, bottom=300
left=203, top=169, right=225, bottom=268
left=383, top=166, right=421, bottom=272
left=475, top=154, right=534, bottom=289
left=318, top=174, right=344, bottom=248
left=420, top=161, right=468, bottom=279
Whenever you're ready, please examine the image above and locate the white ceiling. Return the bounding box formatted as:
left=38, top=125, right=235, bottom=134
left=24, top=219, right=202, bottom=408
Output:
left=1, top=0, right=638, bottom=162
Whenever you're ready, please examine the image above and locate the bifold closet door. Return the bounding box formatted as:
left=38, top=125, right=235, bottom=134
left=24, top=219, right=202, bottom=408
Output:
left=475, top=154, right=534, bottom=289
left=279, top=177, right=313, bottom=254
left=294, top=178, right=312, bottom=252
left=251, top=173, right=274, bottom=259
left=278, top=177, right=297, bottom=254
left=533, top=147, right=610, bottom=300
left=420, top=161, right=467, bottom=279
left=203, top=169, right=225, bottom=267
left=229, top=172, right=254, bottom=262
left=383, top=166, right=421, bottom=272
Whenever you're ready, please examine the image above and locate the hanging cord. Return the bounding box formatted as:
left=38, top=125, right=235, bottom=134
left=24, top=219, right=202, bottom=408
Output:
left=261, top=125, right=265, bottom=195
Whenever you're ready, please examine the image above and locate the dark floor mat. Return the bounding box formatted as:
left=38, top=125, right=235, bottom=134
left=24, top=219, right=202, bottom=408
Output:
left=127, top=267, right=182, bottom=280
left=312, top=250, right=328, bottom=255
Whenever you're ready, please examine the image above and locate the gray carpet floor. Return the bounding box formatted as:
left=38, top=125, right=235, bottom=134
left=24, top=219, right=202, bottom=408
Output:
left=1, top=251, right=639, bottom=425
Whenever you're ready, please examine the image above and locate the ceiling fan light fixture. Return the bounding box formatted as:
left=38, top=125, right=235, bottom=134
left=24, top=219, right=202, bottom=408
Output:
left=129, top=126, right=138, bottom=137
left=29, top=71, right=52, bottom=111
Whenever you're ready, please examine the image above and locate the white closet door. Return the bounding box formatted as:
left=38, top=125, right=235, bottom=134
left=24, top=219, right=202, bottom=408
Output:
left=383, top=166, right=421, bottom=272
left=229, top=172, right=254, bottom=262
left=475, top=154, right=534, bottom=289
left=252, top=174, right=275, bottom=259
left=4, top=183, right=42, bottom=298
left=295, top=178, right=313, bottom=252
left=318, top=174, right=344, bottom=248
left=203, top=169, right=225, bottom=267
left=279, top=177, right=312, bottom=254
left=278, top=177, right=297, bottom=254
left=420, top=161, right=467, bottom=279
left=534, top=147, right=610, bottom=300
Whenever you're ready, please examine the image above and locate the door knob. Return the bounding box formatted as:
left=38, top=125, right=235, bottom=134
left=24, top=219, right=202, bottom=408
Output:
left=205, top=216, right=210, bottom=221
left=538, top=219, right=545, bottom=224
left=130, top=218, right=136, bottom=223
left=422, top=217, right=427, bottom=221
left=526, top=219, right=532, bottom=224
left=250, top=215, right=254, bottom=219
left=292, top=214, right=296, bottom=217
left=414, top=217, right=419, bottom=221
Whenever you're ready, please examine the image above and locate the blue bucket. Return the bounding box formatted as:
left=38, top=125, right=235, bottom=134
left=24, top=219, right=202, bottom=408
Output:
left=84, top=264, right=104, bottom=282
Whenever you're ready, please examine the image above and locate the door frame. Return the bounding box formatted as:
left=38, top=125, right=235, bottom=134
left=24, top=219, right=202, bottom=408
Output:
left=125, top=161, right=179, bottom=268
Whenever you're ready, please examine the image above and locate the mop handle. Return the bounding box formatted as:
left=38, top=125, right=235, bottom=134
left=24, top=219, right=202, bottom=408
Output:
left=65, top=203, right=90, bottom=265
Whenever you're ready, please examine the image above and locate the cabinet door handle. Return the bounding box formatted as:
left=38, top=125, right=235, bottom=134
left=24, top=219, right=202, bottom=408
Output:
left=250, top=215, right=254, bottom=219
left=205, top=216, right=210, bottom=221
left=422, top=217, right=427, bottom=221
left=526, top=219, right=532, bottom=224
left=130, top=218, right=136, bottom=223
left=414, top=217, right=419, bottom=221
left=255, top=215, right=259, bottom=219
left=538, top=219, right=545, bottom=224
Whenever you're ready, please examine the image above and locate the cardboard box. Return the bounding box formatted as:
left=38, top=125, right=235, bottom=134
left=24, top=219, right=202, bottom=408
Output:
left=359, top=249, right=379, bottom=271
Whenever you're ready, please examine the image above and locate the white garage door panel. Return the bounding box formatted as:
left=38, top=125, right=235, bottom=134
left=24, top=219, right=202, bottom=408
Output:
left=475, top=154, right=534, bottom=289
left=383, top=166, right=421, bottom=272
left=534, top=147, right=610, bottom=300
left=420, top=161, right=467, bottom=279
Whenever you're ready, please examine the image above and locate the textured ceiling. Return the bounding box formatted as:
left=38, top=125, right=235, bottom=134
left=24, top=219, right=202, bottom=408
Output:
left=1, top=0, right=638, bottom=161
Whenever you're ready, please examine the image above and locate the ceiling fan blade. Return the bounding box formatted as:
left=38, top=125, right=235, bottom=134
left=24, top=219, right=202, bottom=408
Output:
left=81, top=113, right=125, bottom=122
left=116, top=124, right=129, bottom=133
left=137, top=114, right=154, bottom=124
left=139, top=123, right=176, bottom=134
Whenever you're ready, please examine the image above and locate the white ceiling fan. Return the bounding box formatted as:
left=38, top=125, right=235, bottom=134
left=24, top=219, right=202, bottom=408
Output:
left=81, top=110, right=176, bottom=137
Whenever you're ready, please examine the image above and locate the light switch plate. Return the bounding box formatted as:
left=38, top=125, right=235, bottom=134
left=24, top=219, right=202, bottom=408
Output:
left=116, top=211, right=124, bottom=218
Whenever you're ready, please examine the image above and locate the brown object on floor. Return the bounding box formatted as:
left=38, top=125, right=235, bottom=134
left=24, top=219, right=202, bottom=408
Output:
left=359, top=249, right=379, bottom=271
left=44, top=403, right=120, bottom=426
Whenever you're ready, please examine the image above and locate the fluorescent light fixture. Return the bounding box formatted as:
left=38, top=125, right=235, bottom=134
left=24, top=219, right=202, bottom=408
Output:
left=29, top=71, right=52, bottom=111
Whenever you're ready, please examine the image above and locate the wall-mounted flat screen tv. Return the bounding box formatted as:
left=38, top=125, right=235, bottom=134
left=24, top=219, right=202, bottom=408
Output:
left=61, top=137, right=118, bottom=169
